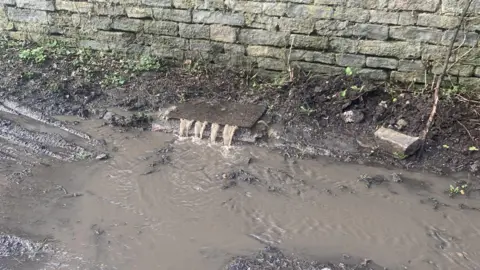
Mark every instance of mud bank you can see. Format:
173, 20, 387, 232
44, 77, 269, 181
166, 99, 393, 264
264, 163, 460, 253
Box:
0, 40, 479, 175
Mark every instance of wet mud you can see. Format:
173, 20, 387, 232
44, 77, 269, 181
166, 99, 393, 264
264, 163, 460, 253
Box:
0, 107, 480, 269
1, 38, 480, 270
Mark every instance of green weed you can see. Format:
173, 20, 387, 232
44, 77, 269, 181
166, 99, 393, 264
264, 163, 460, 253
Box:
101, 72, 126, 87
449, 183, 468, 196
345, 66, 354, 76
19, 47, 46, 63
132, 55, 162, 72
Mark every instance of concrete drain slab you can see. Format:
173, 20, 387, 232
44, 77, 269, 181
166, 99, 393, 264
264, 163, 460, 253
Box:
167, 101, 267, 128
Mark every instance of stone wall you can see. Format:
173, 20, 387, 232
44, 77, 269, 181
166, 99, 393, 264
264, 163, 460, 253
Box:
1, 0, 479, 86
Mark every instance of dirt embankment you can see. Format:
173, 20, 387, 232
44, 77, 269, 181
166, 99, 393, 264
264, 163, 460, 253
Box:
0, 38, 479, 177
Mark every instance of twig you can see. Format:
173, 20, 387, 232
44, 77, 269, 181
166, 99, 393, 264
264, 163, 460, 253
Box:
456, 94, 480, 104
420, 0, 474, 147
456, 120, 476, 143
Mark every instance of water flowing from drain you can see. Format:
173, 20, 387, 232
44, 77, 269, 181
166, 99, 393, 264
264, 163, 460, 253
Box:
194, 121, 202, 138
199, 122, 208, 139
210, 123, 220, 143
179, 119, 195, 137
222, 124, 238, 146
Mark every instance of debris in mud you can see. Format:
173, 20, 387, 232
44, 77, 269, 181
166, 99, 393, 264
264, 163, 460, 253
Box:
220, 170, 259, 189
374, 127, 421, 158
102, 110, 152, 129
358, 174, 386, 188
0, 234, 53, 260
225, 246, 384, 270
95, 153, 109, 160
390, 172, 403, 183
341, 110, 364, 123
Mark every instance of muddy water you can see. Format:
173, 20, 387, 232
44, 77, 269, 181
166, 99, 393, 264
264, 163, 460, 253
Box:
1, 118, 480, 270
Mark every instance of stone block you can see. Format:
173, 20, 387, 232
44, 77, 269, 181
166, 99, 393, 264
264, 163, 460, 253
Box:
374, 127, 421, 157
398, 60, 425, 72
330, 38, 359, 54
6, 8, 48, 24
0, 0, 15, 5
421, 45, 453, 62
193, 11, 244, 26
442, 0, 480, 14
232, 1, 263, 14
224, 44, 245, 55
245, 15, 277, 31
455, 47, 480, 66
352, 23, 388, 40
16, 0, 54, 11
151, 45, 184, 59
153, 8, 191, 22
172, 0, 203, 9
390, 71, 429, 83
366, 57, 398, 69
315, 20, 349, 36
359, 40, 421, 59
347, 0, 379, 8
459, 77, 480, 90
144, 20, 178, 36
142, 35, 187, 48
246, 45, 284, 59
112, 18, 144, 32
189, 39, 223, 54
475, 67, 480, 77
239, 29, 287, 47
278, 17, 315, 34
179, 23, 209, 39
357, 69, 389, 80
287, 4, 333, 19
143, 0, 172, 7
398, 12, 417, 25
388, 0, 440, 12
314, 0, 345, 5
335, 53, 365, 67
417, 14, 460, 29
390, 26, 442, 44
292, 61, 344, 74
258, 57, 286, 71
263, 3, 287, 16
289, 50, 335, 64
369, 10, 399, 24
291, 34, 328, 50
94, 4, 126, 16
432, 63, 474, 77
126, 7, 153, 18
333, 7, 370, 22
441, 30, 479, 47
72, 14, 112, 30
210, 24, 238, 43
56, 1, 93, 13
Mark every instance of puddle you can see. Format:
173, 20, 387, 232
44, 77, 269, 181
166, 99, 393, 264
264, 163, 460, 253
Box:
1, 116, 480, 270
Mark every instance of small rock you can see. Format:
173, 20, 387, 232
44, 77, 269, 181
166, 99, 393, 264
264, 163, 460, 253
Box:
374, 127, 421, 157
102, 111, 115, 122
391, 172, 403, 183
396, 119, 408, 130
341, 110, 364, 123
95, 153, 109, 160
470, 161, 479, 173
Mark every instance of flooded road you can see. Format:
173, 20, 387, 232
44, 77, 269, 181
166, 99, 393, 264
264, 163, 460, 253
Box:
1, 115, 480, 270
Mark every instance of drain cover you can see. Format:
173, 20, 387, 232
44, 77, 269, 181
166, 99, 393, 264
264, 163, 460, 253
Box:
167, 101, 267, 128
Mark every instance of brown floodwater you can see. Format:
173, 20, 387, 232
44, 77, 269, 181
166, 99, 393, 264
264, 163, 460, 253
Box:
1, 117, 480, 270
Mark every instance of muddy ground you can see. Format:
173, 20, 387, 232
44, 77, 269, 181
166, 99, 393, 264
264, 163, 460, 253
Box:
1, 38, 479, 177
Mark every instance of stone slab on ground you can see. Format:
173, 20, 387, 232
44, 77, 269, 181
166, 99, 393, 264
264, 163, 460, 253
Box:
166, 101, 267, 128
374, 127, 421, 157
